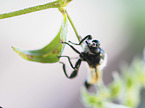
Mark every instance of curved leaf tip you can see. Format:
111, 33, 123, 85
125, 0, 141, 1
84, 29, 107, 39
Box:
12, 13, 67, 63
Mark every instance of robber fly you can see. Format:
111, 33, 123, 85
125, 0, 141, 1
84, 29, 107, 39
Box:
58, 35, 107, 88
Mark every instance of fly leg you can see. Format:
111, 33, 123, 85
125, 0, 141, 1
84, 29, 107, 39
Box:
58, 56, 82, 78
61, 41, 81, 54
68, 35, 92, 45
61, 35, 92, 53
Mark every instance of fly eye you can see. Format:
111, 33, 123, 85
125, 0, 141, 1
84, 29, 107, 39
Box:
92, 43, 96, 47
92, 40, 100, 46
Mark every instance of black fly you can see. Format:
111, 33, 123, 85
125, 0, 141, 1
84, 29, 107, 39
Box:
58, 35, 107, 89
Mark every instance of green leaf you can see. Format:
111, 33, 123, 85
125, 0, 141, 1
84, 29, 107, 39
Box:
12, 13, 67, 63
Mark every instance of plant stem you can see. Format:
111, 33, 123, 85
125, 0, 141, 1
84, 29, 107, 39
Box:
0, 1, 60, 19
64, 10, 81, 42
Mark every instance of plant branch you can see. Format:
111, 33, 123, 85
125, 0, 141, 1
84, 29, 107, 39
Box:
0, 1, 61, 19
64, 10, 81, 42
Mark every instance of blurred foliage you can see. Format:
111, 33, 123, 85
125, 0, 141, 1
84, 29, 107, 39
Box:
123, 0, 145, 57
82, 56, 145, 108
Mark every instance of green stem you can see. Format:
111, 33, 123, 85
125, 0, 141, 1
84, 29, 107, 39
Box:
64, 10, 81, 42
0, 1, 61, 19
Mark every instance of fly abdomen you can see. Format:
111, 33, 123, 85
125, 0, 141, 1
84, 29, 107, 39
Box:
86, 66, 102, 85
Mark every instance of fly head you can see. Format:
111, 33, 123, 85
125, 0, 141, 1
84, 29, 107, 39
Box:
85, 39, 101, 54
